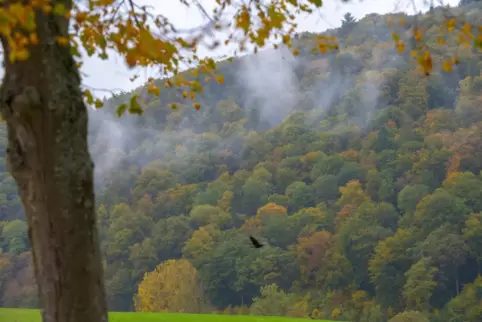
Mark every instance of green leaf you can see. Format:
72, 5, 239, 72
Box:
310, 0, 323, 7
474, 38, 482, 50
128, 96, 143, 115
392, 32, 400, 42
70, 45, 81, 58
24, 11, 36, 31
83, 89, 94, 105
98, 52, 109, 60
116, 103, 127, 117
53, 3, 67, 16
94, 99, 104, 109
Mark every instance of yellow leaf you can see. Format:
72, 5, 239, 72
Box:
414, 28, 422, 42
292, 48, 300, 56
83, 89, 94, 105
438, 37, 445, 45
396, 41, 405, 53
236, 7, 250, 34
0, 24, 11, 37
10, 48, 29, 62
282, 34, 290, 44
418, 51, 432, 76
215, 75, 224, 85
147, 84, 160, 96
42, 5, 52, 14
29, 33, 39, 45
442, 60, 453, 72
125, 51, 137, 68
461, 23, 472, 38
318, 43, 327, 54
75, 11, 87, 24
56, 36, 69, 46
98, 0, 116, 5
446, 19, 456, 32
194, 103, 201, 110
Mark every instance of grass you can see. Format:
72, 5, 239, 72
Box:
0, 308, 334, 322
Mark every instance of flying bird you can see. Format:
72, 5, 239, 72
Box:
249, 235, 264, 248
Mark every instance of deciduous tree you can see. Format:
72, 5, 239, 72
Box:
0, 0, 479, 321
134, 259, 208, 313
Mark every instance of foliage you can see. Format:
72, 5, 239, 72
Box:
0, 2, 482, 320
0, 0, 479, 114
133, 259, 209, 313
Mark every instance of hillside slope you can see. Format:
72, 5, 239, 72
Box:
1, 3, 482, 322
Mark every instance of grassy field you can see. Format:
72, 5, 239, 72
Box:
0, 308, 335, 322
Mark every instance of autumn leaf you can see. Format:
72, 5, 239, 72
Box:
83, 89, 94, 105
474, 35, 482, 50
442, 59, 453, 72
446, 18, 456, 32
129, 95, 143, 115
414, 28, 422, 42
56, 36, 69, 46
147, 84, 160, 96
116, 103, 128, 117
94, 99, 103, 109
236, 7, 251, 34
215, 75, 224, 85
392, 32, 400, 42
52, 3, 67, 16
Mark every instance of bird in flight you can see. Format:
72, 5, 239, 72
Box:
249, 236, 264, 248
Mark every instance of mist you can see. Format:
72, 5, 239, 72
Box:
237, 46, 301, 127
84, 7, 464, 195
87, 37, 401, 192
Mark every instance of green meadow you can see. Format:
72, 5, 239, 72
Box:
0, 308, 334, 322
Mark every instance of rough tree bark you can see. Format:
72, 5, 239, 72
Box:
0, 1, 108, 322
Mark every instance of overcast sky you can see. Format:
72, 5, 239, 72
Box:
68, 0, 460, 95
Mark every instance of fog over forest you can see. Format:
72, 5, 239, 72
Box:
1, 2, 482, 322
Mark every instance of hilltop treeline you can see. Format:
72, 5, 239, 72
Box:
1, 2, 482, 322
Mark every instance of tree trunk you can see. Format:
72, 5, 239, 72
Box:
0, 1, 108, 322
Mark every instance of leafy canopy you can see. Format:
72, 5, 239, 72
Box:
2, 0, 481, 114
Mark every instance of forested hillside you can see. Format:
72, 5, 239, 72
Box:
1, 2, 482, 321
